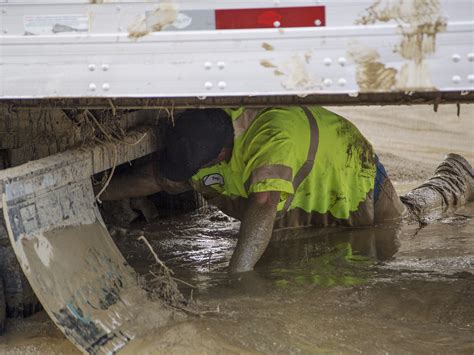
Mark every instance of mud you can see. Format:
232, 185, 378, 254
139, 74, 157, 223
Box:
261, 42, 274, 51
260, 55, 316, 90
347, 42, 397, 92
260, 59, 277, 69
1, 106, 473, 353
128, 1, 178, 39
355, 0, 447, 90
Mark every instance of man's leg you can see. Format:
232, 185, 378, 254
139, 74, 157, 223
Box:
400, 153, 474, 218
373, 156, 406, 223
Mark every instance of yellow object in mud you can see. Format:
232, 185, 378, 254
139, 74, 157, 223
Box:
190, 106, 377, 227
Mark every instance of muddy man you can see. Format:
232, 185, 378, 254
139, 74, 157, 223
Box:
101, 107, 474, 273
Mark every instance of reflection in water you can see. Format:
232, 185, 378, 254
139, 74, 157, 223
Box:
119, 209, 404, 290
111, 205, 473, 353
260, 224, 401, 288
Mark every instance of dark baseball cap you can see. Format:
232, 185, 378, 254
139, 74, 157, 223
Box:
158, 109, 234, 182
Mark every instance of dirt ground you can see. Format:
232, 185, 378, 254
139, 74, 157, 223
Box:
0, 104, 473, 354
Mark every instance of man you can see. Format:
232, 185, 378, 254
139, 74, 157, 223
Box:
101, 107, 473, 273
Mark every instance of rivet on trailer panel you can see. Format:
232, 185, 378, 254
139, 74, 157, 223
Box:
323, 78, 333, 87
1, 9, 6, 14
204, 62, 212, 70
468, 53, 474, 62
468, 74, 474, 83
88, 64, 96, 72
451, 54, 461, 63
314, 19, 322, 26
338, 57, 347, 66
115, 6, 121, 12
102, 83, 110, 91
273, 21, 281, 28
2, 29, 8, 34
217, 61, 226, 70
204, 82, 213, 90
338, 78, 347, 87
88, 83, 97, 91
102, 64, 109, 72
218, 81, 227, 90
323, 58, 332, 66
451, 75, 461, 84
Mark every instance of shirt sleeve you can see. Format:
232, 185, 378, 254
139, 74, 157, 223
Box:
241, 112, 299, 200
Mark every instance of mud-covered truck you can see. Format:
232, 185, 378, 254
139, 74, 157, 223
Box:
1, 0, 473, 352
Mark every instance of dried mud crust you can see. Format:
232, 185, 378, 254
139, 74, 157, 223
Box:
0, 220, 42, 320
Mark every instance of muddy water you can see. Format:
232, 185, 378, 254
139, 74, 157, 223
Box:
1, 206, 473, 354
110, 203, 473, 354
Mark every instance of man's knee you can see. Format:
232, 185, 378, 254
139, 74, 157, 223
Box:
374, 178, 406, 223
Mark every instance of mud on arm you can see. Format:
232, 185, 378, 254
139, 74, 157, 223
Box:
228, 191, 280, 273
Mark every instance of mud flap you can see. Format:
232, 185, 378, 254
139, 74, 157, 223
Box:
0, 130, 156, 353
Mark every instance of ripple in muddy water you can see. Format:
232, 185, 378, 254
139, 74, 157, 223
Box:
111, 204, 474, 353
2, 205, 472, 354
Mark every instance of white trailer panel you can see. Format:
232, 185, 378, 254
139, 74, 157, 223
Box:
1, 0, 473, 100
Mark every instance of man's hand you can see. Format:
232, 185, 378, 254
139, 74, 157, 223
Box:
228, 191, 280, 273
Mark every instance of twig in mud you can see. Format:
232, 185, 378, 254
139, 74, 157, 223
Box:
137, 235, 201, 315
95, 144, 118, 204
164, 102, 176, 126
124, 132, 148, 146
138, 235, 172, 274
149, 270, 195, 289
85, 110, 114, 141
107, 98, 117, 116
171, 277, 196, 289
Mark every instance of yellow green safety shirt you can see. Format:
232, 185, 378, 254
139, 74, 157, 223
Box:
189, 106, 377, 229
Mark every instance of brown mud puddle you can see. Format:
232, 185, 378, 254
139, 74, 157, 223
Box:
113, 203, 474, 353
1, 204, 473, 353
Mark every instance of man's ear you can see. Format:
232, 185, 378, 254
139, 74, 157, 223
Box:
213, 147, 233, 164
221, 146, 233, 160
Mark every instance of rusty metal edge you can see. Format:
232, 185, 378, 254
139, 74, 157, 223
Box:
0, 92, 473, 110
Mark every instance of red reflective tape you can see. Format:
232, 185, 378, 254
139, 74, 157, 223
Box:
215, 6, 325, 30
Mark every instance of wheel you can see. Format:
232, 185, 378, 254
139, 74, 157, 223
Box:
0, 219, 42, 319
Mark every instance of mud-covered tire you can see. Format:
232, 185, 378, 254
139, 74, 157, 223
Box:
0, 220, 42, 319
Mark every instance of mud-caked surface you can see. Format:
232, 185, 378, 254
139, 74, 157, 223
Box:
0, 105, 473, 353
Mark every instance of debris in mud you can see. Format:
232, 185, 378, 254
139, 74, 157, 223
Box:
137, 236, 198, 314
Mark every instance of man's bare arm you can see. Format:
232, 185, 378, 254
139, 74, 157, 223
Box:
98, 161, 192, 201
228, 191, 280, 273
